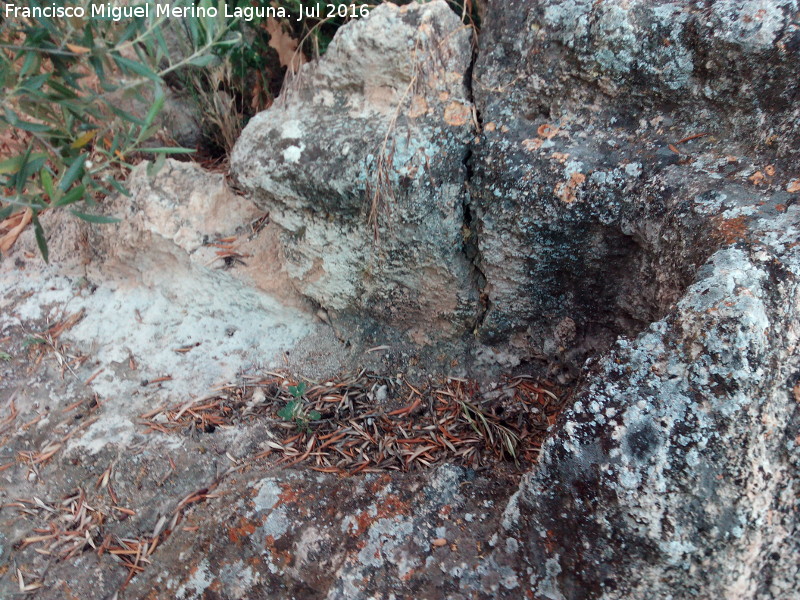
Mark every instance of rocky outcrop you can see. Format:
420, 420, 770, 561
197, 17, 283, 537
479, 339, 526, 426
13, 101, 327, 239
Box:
470, 0, 800, 598
471, 0, 800, 374
4, 1, 800, 599
233, 0, 800, 596
231, 1, 479, 345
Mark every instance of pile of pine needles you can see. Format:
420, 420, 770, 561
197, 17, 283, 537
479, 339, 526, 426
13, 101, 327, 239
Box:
140, 371, 566, 475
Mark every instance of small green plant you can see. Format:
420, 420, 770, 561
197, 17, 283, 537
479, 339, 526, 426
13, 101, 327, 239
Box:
288, 381, 307, 398
0, 351, 12, 361
278, 381, 321, 430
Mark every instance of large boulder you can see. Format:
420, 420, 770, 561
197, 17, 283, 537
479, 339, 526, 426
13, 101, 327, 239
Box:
471, 0, 800, 374
470, 0, 800, 597
231, 1, 479, 346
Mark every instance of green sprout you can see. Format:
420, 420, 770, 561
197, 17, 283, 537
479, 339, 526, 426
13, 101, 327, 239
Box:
278, 381, 321, 430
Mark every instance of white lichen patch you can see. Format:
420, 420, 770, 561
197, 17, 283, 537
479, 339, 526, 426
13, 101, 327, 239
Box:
282, 144, 304, 163
280, 120, 303, 139
175, 558, 214, 600
219, 561, 258, 599
253, 479, 282, 513
357, 515, 418, 578
261, 505, 290, 540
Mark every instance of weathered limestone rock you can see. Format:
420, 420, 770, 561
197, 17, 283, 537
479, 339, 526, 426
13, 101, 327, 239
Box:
231, 0, 479, 344
1, 160, 347, 457
491, 246, 800, 599
470, 0, 800, 597
472, 0, 800, 374
4, 2, 800, 599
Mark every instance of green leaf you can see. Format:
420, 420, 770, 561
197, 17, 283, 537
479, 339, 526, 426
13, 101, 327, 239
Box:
187, 54, 217, 68
102, 99, 145, 126
136, 124, 160, 143
69, 209, 121, 224
187, 14, 201, 46
40, 168, 56, 201
18, 155, 47, 192
113, 54, 160, 82
106, 176, 131, 197
58, 154, 87, 191
19, 73, 50, 92
136, 147, 197, 157
19, 51, 39, 77
153, 27, 169, 61
88, 54, 106, 80
146, 152, 166, 178
214, 33, 243, 49
278, 401, 298, 421
7, 109, 51, 133
13, 146, 33, 194
32, 212, 49, 263
0, 205, 15, 220
54, 185, 86, 207
23, 336, 47, 348
45, 79, 79, 100
117, 19, 141, 44
143, 85, 165, 128
0, 153, 48, 175
137, 147, 197, 154
0, 351, 11, 361
86, 181, 113, 197
307, 410, 322, 421
288, 381, 307, 398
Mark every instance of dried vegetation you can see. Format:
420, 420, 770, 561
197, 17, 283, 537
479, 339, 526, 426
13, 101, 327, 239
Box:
140, 371, 567, 474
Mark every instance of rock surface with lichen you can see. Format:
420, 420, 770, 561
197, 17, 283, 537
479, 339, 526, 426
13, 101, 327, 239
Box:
470, 0, 800, 598
231, 0, 480, 347
471, 0, 800, 374
3, 1, 800, 599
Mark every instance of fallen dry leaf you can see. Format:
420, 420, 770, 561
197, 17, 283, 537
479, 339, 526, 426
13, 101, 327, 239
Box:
0, 207, 33, 253
265, 18, 306, 71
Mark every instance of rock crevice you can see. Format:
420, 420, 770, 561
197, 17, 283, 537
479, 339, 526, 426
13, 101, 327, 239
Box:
227, 0, 800, 597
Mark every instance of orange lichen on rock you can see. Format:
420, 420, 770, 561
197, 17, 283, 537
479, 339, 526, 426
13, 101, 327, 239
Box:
278, 483, 303, 505
713, 215, 749, 244
522, 138, 543, 151
537, 123, 558, 139
349, 494, 411, 538
408, 95, 429, 119
228, 516, 258, 544
555, 172, 586, 203
264, 534, 293, 567
443, 101, 470, 126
